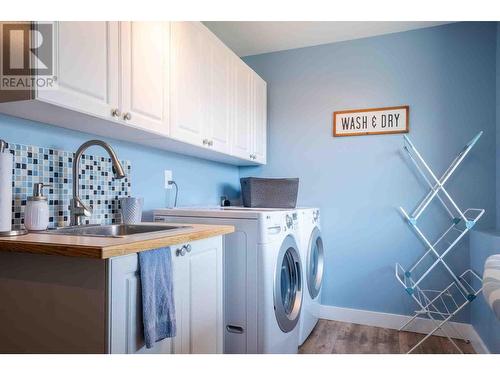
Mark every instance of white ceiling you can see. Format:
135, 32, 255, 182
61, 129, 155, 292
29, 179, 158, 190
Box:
203, 21, 451, 57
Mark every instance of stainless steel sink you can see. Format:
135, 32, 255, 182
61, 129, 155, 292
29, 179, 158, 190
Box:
44, 224, 192, 238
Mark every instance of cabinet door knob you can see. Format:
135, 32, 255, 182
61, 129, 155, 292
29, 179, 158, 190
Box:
203, 139, 208, 145
207, 140, 214, 147
111, 108, 121, 118
176, 247, 186, 257
184, 244, 192, 253
123, 112, 132, 121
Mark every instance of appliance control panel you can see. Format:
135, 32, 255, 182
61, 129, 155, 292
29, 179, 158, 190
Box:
313, 210, 320, 223
285, 212, 299, 231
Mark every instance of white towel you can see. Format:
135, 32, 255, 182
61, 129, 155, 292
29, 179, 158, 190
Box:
483, 254, 500, 320
0, 151, 13, 232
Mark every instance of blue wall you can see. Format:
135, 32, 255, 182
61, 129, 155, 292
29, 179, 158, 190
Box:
497, 22, 500, 228
242, 22, 497, 319
0, 114, 240, 220
469, 21, 500, 354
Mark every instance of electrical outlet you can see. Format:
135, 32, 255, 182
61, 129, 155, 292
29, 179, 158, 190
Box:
164, 170, 173, 189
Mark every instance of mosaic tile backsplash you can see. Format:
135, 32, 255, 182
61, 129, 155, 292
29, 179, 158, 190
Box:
9, 143, 131, 229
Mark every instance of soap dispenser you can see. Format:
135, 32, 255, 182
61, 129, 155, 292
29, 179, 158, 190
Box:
24, 183, 51, 231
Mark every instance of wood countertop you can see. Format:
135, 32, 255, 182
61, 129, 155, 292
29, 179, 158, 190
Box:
0, 223, 234, 259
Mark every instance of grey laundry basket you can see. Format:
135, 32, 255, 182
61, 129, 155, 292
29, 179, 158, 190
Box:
240, 177, 299, 208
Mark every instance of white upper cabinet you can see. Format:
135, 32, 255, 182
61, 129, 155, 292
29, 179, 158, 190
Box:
120, 22, 170, 136
232, 59, 253, 160
37, 22, 119, 119
170, 22, 233, 154
0, 21, 266, 166
231, 60, 267, 163
252, 75, 267, 164
39, 21, 169, 135
170, 22, 205, 146
205, 35, 233, 154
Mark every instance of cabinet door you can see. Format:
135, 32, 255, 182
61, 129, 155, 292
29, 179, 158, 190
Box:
187, 236, 223, 353
252, 74, 267, 164
120, 22, 169, 136
172, 237, 223, 354
170, 22, 206, 146
108, 253, 175, 354
205, 36, 232, 154
170, 242, 189, 354
37, 22, 119, 120
231, 60, 253, 160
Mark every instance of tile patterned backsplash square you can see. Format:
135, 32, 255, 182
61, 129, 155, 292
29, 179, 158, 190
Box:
9, 143, 131, 229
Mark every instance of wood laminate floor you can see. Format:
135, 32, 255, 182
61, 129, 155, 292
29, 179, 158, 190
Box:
299, 320, 475, 354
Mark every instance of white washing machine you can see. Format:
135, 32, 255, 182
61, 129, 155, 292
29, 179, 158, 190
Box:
153, 207, 303, 354
297, 208, 324, 345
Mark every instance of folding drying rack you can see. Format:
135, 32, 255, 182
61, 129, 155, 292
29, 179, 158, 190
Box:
395, 131, 485, 354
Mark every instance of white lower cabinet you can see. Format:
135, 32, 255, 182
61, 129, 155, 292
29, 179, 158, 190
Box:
108, 251, 174, 354
108, 236, 223, 354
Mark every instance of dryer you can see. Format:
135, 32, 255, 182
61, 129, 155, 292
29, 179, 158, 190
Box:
297, 208, 324, 345
153, 207, 303, 354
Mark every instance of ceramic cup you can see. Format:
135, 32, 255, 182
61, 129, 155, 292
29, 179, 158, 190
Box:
119, 197, 144, 224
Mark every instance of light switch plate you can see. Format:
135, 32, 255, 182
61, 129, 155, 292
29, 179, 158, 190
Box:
164, 170, 173, 189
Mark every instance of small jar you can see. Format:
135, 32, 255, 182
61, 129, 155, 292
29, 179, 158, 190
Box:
24, 183, 50, 231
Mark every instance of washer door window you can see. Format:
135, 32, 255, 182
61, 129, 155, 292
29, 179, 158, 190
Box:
274, 235, 303, 333
307, 227, 324, 300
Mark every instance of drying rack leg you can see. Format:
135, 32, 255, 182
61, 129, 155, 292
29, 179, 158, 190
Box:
407, 313, 464, 354
401, 281, 471, 353
399, 314, 419, 332
405, 297, 470, 354
400, 309, 464, 350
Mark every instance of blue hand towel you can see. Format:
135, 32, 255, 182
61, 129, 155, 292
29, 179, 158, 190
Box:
138, 247, 176, 349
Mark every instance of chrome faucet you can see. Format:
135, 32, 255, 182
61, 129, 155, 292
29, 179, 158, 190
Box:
70, 140, 126, 226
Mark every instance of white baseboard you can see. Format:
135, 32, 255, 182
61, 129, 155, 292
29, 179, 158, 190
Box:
319, 305, 490, 354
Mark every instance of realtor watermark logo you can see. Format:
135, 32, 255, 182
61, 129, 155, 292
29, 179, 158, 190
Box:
1, 22, 57, 90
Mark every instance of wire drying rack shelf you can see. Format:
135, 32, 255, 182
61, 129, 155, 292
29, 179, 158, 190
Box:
395, 267, 482, 353
396, 131, 484, 354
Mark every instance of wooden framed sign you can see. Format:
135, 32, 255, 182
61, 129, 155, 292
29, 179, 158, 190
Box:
333, 105, 409, 137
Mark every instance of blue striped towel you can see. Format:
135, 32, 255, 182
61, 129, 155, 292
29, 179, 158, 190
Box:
483, 254, 500, 321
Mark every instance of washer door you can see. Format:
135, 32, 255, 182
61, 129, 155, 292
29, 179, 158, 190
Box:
274, 235, 303, 333
307, 227, 324, 299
